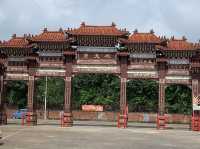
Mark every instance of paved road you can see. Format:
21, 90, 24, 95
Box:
0, 120, 200, 149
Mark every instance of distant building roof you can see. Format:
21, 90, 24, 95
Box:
128, 32, 161, 43
157, 37, 200, 51
30, 28, 69, 42
0, 34, 30, 48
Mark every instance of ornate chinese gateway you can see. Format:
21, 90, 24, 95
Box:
0, 22, 200, 129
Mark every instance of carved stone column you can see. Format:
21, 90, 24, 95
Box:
118, 53, 128, 114
157, 78, 167, 129
192, 79, 200, 110
63, 52, 74, 127
158, 79, 165, 116
156, 57, 167, 129
192, 80, 200, 112
117, 52, 128, 128
63, 76, 73, 126
26, 75, 37, 125
64, 76, 72, 113
0, 75, 7, 125
191, 79, 200, 131
120, 77, 127, 113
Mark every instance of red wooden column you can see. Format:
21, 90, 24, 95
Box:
26, 75, 37, 125
0, 75, 7, 125
191, 79, 200, 131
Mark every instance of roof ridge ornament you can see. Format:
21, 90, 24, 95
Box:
59, 27, 63, 32
43, 27, 48, 33
134, 29, 138, 33
182, 36, 187, 41
150, 29, 154, 34
12, 34, 16, 39
81, 22, 85, 27
24, 34, 27, 38
111, 22, 116, 27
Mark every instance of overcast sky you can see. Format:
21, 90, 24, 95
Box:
0, 0, 200, 42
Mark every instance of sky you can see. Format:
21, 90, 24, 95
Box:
0, 0, 200, 42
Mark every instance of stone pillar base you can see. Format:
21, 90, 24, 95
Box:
62, 112, 73, 127
157, 114, 167, 129
191, 111, 200, 131
0, 112, 7, 125
26, 112, 37, 126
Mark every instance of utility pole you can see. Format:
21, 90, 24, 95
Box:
44, 76, 48, 120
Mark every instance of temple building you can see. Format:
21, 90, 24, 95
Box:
0, 22, 200, 130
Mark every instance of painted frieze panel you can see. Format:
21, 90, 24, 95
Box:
35, 68, 66, 77
168, 59, 189, 65
7, 66, 28, 73
165, 76, 191, 85
39, 62, 64, 68
128, 64, 156, 70
73, 64, 120, 74
130, 52, 156, 59
77, 53, 117, 64
167, 69, 190, 76
127, 70, 158, 79
6, 73, 29, 80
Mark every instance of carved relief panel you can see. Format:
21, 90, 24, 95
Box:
192, 79, 200, 111
78, 53, 115, 60
77, 53, 117, 64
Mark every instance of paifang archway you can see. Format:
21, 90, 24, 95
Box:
0, 23, 200, 130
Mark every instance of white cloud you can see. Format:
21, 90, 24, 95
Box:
0, 11, 5, 24
0, 0, 199, 42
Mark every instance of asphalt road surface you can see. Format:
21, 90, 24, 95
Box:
0, 120, 200, 149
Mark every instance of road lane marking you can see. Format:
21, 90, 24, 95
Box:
2, 128, 28, 140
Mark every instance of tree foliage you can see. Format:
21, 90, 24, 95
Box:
127, 80, 158, 112
35, 77, 64, 110
72, 74, 120, 110
6, 80, 27, 109
5, 75, 192, 114
165, 85, 192, 114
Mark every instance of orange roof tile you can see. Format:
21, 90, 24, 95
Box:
0, 35, 29, 48
66, 22, 128, 36
166, 38, 196, 50
30, 28, 67, 42
128, 32, 161, 43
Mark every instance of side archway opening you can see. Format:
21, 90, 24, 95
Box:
165, 84, 192, 115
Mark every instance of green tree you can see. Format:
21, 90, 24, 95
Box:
6, 80, 27, 109
165, 85, 192, 114
5, 75, 193, 114
35, 77, 64, 110
127, 80, 158, 112
72, 74, 120, 111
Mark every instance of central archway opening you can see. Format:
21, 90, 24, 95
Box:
127, 79, 158, 126
72, 74, 120, 127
